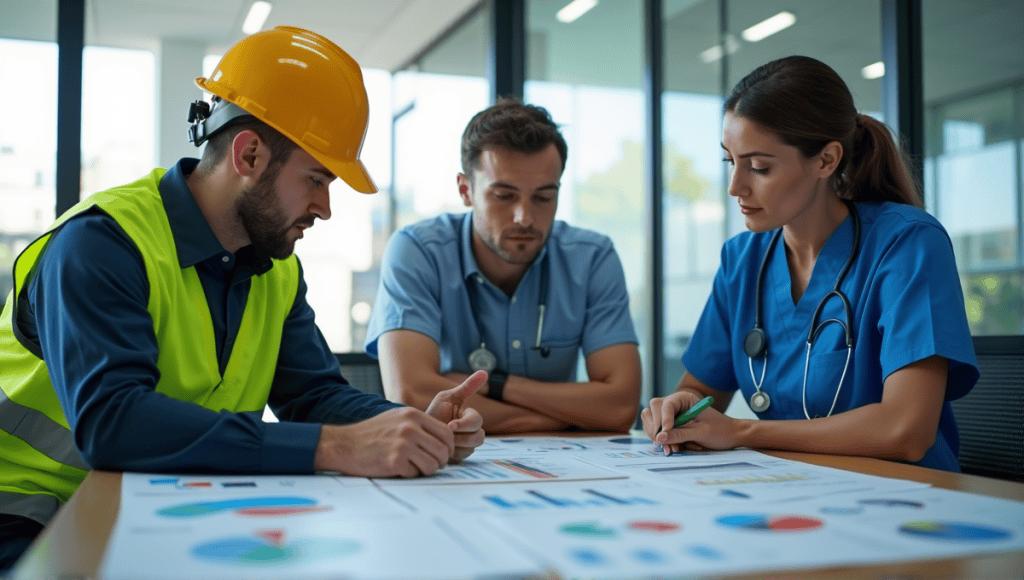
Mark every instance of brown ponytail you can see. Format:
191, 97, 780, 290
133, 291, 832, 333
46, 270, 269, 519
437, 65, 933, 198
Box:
842, 114, 922, 207
725, 56, 922, 208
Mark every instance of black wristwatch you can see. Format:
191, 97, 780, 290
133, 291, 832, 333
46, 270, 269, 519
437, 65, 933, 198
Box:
487, 369, 508, 402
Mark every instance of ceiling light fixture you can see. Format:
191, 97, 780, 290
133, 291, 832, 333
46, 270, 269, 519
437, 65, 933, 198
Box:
699, 34, 740, 64
861, 61, 885, 79
557, 0, 598, 23
242, 1, 272, 35
741, 11, 796, 42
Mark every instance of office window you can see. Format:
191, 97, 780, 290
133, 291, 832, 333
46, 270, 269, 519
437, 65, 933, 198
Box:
0, 17, 57, 302
296, 70, 393, 352
80, 47, 156, 198
525, 0, 648, 389
923, 0, 1024, 335
378, 5, 490, 355
391, 6, 491, 231
661, 0, 725, 398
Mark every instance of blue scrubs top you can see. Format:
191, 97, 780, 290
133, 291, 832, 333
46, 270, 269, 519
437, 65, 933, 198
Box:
683, 201, 979, 472
365, 212, 638, 381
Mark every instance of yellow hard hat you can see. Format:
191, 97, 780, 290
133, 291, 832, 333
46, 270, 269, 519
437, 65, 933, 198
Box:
195, 26, 377, 193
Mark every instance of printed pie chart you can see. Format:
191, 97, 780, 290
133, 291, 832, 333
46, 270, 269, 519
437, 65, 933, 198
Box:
717, 513, 824, 532
192, 533, 361, 566
158, 496, 331, 518
899, 521, 1013, 542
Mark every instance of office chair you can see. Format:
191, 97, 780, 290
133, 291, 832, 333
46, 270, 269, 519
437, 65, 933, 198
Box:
335, 352, 386, 398
951, 335, 1024, 482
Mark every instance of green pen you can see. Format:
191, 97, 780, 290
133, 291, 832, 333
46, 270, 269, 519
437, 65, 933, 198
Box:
673, 396, 714, 427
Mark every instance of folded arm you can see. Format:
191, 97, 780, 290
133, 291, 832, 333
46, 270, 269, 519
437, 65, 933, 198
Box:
496, 342, 641, 432
379, 330, 639, 432
377, 329, 569, 433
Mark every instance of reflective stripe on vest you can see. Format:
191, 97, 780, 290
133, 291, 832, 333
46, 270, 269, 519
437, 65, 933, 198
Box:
0, 387, 89, 471
0, 490, 60, 526
0, 167, 299, 524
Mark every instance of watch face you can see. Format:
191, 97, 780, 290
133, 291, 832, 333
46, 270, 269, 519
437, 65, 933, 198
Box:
468, 347, 497, 373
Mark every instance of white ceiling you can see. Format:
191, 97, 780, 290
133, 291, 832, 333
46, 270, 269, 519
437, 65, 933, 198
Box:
4, 0, 1023, 104
1, 0, 482, 72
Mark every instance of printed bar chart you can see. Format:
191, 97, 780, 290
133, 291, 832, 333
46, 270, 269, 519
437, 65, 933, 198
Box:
483, 488, 659, 511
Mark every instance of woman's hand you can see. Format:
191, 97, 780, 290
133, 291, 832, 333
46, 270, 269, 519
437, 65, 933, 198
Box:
655, 406, 744, 453
641, 390, 701, 440
642, 374, 739, 455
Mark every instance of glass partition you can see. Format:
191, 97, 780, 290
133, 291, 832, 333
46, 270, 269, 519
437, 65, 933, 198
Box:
661, 0, 725, 400
0, 2, 58, 302
525, 0, 648, 388
391, 6, 491, 230
923, 0, 1024, 335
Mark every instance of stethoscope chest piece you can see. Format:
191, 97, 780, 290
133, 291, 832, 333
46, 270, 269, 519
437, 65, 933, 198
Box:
468, 345, 497, 373
749, 390, 771, 413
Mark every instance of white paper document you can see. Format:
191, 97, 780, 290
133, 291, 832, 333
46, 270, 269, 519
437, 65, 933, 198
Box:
386, 478, 715, 516
371, 455, 626, 486
101, 474, 543, 580
98, 445, 1024, 580
491, 487, 1024, 579
581, 448, 929, 502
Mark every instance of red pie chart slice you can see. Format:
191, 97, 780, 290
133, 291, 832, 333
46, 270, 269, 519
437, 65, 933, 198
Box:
237, 505, 332, 517
627, 520, 681, 533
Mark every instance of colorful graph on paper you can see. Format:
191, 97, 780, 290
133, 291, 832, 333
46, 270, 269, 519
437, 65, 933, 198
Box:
191, 529, 360, 566
373, 456, 625, 486
158, 497, 332, 518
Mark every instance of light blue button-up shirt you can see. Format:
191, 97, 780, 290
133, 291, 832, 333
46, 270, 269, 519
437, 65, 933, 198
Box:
365, 212, 637, 381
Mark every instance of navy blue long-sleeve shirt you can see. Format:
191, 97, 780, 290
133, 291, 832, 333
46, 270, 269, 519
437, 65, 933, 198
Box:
17, 159, 401, 473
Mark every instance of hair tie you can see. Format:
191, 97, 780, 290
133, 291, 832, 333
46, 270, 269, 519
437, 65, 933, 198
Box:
854, 114, 865, 129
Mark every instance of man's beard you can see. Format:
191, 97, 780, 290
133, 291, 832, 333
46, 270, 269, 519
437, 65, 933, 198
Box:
481, 226, 547, 265
236, 167, 310, 260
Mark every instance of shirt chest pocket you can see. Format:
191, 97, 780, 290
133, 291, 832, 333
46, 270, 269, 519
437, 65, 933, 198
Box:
803, 347, 855, 418
527, 334, 582, 382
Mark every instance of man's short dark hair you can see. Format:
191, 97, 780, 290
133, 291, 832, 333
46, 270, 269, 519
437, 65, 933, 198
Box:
460, 98, 568, 177
193, 115, 299, 180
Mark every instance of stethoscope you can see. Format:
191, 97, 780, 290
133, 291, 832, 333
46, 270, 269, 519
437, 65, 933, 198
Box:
743, 200, 860, 419
462, 237, 551, 373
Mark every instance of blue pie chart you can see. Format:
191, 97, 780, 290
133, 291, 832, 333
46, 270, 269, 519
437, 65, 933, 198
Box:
899, 521, 1012, 542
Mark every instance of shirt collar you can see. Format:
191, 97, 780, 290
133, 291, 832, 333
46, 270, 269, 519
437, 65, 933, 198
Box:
159, 158, 272, 274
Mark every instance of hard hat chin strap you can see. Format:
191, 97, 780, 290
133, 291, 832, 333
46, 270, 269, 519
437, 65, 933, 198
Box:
187, 97, 255, 146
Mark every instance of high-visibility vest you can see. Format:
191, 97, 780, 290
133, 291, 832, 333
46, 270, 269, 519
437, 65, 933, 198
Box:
0, 168, 299, 524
